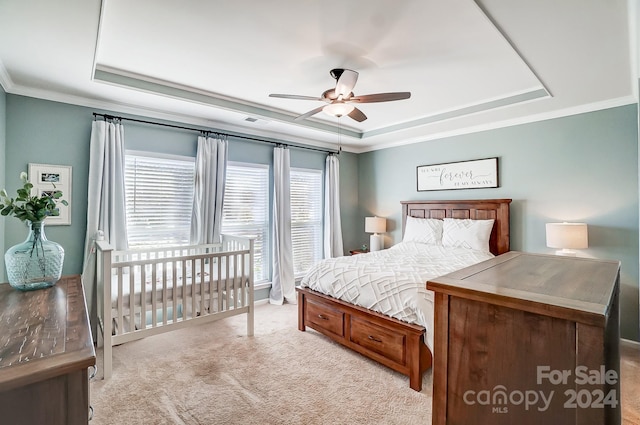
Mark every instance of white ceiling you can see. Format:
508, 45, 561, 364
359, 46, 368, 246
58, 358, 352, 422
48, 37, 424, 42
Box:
0, 0, 635, 153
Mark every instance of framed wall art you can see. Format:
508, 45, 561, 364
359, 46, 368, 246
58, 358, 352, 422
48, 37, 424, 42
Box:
28, 163, 72, 225
417, 157, 498, 192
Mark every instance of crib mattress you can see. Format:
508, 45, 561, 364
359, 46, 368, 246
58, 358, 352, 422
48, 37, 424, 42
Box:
110, 267, 239, 309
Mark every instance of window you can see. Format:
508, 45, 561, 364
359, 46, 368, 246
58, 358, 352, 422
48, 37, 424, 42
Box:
290, 168, 323, 278
222, 162, 270, 282
124, 152, 195, 249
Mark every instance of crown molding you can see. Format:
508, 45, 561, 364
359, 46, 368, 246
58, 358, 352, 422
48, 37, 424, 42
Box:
359, 95, 638, 153
0, 59, 14, 92
93, 66, 363, 140
6, 82, 359, 153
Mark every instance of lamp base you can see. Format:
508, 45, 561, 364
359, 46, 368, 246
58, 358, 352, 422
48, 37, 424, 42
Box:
370, 234, 383, 252
555, 249, 577, 257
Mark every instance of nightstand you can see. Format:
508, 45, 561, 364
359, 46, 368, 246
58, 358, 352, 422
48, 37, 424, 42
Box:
349, 249, 369, 255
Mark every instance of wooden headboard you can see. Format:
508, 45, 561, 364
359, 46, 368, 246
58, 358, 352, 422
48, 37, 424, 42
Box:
401, 199, 512, 255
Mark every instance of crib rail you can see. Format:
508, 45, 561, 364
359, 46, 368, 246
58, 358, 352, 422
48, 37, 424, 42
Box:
96, 234, 254, 379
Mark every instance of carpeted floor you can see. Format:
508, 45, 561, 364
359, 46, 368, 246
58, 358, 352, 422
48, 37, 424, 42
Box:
90, 303, 432, 425
91, 302, 640, 425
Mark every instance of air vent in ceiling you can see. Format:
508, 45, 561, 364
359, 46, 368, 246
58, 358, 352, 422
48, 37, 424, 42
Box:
244, 117, 269, 125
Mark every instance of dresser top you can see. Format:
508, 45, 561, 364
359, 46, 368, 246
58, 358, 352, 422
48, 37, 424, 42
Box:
0, 276, 96, 391
427, 251, 620, 326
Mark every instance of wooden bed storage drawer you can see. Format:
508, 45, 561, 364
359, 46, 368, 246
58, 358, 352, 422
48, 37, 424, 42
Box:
350, 317, 405, 365
305, 298, 345, 337
297, 287, 433, 391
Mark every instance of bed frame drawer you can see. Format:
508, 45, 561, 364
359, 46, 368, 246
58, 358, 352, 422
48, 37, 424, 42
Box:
350, 316, 405, 365
297, 287, 432, 391
305, 298, 345, 337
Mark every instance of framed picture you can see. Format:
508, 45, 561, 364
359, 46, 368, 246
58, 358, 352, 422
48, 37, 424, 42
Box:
28, 163, 72, 225
417, 157, 498, 191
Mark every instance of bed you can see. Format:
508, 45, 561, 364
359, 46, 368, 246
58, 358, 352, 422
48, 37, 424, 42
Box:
96, 234, 254, 379
297, 199, 511, 391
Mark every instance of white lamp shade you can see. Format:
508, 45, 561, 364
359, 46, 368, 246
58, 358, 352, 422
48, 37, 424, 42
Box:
546, 223, 588, 249
365, 217, 386, 234
323, 102, 355, 117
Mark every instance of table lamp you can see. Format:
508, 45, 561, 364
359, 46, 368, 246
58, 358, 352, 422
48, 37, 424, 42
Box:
546, 222, 588, 256
365, 216, 386, 252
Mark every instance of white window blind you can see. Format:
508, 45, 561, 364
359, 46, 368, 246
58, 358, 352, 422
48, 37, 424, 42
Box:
124, 152, 195, 249
291, 168, 323, 278
222, 162, 270, 282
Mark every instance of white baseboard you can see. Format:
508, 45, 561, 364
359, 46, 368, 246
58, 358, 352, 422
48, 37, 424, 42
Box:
255, 298, 270, 306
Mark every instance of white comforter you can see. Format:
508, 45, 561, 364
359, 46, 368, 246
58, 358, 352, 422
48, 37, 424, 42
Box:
299, 242, 494, 350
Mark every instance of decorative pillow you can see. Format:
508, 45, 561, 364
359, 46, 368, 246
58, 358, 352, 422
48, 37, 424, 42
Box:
403, 216, 443, 245
442, 218, 495, 252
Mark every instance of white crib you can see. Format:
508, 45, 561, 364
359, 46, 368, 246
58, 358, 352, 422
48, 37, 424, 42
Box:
96, 235, 254, 379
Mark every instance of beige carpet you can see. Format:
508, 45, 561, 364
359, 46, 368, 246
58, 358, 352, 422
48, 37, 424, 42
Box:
90, 303, 432, 425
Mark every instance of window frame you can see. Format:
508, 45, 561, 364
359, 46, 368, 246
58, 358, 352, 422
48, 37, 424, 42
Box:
221, 161, 271, 283
290, 166, 324, 279
124, 150, 196, 250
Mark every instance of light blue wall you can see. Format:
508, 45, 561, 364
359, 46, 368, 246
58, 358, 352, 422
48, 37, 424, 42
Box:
337, 151, 359, 253
358, 105, 639, 341
0, 85, 6, 280
5, 96, 93, 280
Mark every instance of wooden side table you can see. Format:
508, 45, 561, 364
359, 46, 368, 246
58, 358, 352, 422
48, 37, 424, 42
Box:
427, 252, 620, 425
0, 275, 96, 425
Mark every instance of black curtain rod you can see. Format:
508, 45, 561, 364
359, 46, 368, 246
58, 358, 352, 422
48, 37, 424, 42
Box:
92, 113, 339, 155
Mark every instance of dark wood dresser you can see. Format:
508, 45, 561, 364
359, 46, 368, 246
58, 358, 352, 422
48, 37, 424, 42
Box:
427, 251, 620, 425
0, 274, 96, 425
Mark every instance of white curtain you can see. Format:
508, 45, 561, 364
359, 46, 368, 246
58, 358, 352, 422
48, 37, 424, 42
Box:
82, 119, 128, 335
270, 146, 296, 305
324, 154, 344, 258
190, 135, 228, 244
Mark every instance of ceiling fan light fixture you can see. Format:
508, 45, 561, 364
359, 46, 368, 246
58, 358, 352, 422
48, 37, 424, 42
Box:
323, 102, 355, 117
270, 68, 410, 122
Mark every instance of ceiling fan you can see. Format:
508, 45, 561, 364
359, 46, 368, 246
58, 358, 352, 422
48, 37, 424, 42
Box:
269, 68, 411, 122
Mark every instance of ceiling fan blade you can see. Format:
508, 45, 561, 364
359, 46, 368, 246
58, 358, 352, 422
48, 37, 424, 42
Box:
269, 94, 325, 101
334, 69, 359, 98
348, 107, 367, 122
349, 92, 411, 103
294, 105, 326, 121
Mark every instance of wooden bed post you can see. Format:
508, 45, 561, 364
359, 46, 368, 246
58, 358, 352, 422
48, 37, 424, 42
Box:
297, 290, 306, 331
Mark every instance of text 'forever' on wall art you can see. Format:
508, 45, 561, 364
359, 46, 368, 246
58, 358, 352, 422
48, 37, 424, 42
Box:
417, 157, 499, 191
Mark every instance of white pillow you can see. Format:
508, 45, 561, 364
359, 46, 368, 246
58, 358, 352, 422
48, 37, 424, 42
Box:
442, 218, 494, 252
403, 216, 443, 245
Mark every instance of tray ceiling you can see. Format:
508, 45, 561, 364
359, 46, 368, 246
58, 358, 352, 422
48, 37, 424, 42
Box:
0, 0, 634, 152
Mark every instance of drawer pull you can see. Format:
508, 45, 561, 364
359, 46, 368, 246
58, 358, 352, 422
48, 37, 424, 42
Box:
368, 335, 382, 343
89, 365, 98, 380
317, 314, 328, 320
89, 405, 94, 421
